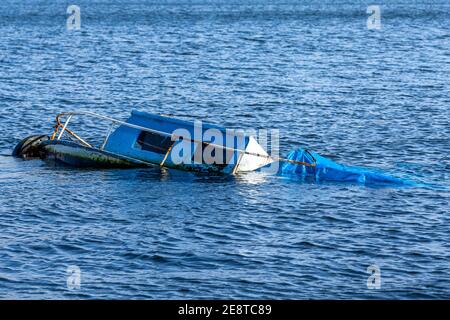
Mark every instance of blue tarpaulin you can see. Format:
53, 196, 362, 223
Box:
279, 149, 412, 186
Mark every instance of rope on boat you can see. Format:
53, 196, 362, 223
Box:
51, 112, 317, 168
140, 135, 317, 168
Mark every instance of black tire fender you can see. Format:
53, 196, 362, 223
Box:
12, 135, 49, 158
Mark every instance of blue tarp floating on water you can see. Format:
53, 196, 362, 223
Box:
279, 149, 411, 186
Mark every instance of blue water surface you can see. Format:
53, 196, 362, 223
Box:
0, 0, 449, 299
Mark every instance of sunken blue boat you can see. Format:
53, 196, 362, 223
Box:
13, 111, 273, 173
13, 110, 413, 186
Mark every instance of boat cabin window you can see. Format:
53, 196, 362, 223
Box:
135, 131, 174, 154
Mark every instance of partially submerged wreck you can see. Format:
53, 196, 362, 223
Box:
13, 111, 279, 173
13, 110, 412, 186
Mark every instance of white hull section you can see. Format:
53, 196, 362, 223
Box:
236, 136, 274, 172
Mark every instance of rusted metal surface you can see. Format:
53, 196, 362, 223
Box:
41, 141, 151, 168
51, 113, 92, 147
